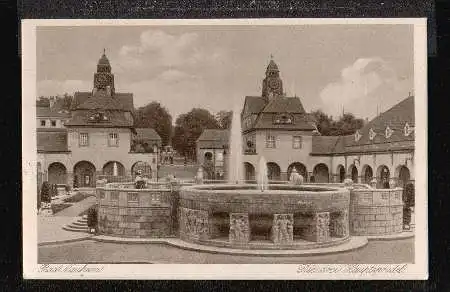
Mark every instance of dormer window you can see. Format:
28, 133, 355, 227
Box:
369, 128, 377, 140
385, 126, 394, 139
273, 113, 293, 125
88, 111, 109, 123
354, 130, 362, 142
404, 123, 414, 136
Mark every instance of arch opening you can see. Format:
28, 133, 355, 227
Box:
313, 163, 329, 183
267, 162, 281, 181
336, 164, 345, 183
287, 162, 307, 180
131, 161, 152, 179
73, 161, 96, 188
102, 161, 125, 177
48, 162, 67, 185
244, 162, 255, 182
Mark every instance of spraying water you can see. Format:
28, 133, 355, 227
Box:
227, 105, 244, 184
257, 156, 269, 192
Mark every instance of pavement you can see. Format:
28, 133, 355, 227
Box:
38, 194, 97, 245
38, 216, 93, 246
54, 195, 96, 217
92, 235, 368, 257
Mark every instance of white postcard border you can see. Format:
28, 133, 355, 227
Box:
22, 18, 428, 280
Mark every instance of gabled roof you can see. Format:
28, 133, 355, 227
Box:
71, 91, 134, 112
36, 98, 71, 118
262, 96, 306, 113
37, 128, 69, 152
65, 110, 133, 127
242, 96, 267, 116
197, 129, 229, 148
134, 128, 162, 141
348, 95, 414, 146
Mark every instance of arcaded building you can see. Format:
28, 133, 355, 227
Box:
197, 59, 414, 187
37, 52, 161, 188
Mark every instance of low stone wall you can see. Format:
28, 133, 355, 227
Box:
349, 188, 403, 236
96, 186, 175, 238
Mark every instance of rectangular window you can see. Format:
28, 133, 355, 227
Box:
127, 192, 139, 202
51, 120, 56, 127
110, 191, 119, 201
293, 136, 303, 149
79, 133, 89, 147
40, 120, 46, 126
265, 133, 276, 148
108, 133, 119, 147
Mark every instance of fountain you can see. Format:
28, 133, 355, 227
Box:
227, 105, 244, 184
257, 156, 268, 191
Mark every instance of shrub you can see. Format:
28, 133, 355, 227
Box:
63, 192, 93, 203
40, 181, 51, 203
403, 182, 415, 208
87, 206, 98, 229
50, 184, 58, 197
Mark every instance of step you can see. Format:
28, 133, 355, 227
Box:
72, 221, 88, 227
66, 224, 88, 230
62, 226, 89, 233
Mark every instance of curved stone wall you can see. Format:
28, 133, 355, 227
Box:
178, 184, 350, 249
349, 188, 404, 236
96, 183, 176, 238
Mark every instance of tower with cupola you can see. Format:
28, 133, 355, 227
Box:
261, 56, 284, 101
93, 49, 115, 96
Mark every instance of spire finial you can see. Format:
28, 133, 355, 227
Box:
270, 53, 274, 60
103, 48, 106, 55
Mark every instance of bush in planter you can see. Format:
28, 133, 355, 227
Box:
87, 206, 98, 231
403, 182, 415, 208
40, 181, 52, 203
50, 184, 58, 197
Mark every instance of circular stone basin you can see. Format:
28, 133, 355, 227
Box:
178, 184, 351, 249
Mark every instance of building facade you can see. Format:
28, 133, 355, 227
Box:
197, 58, 414, 187
37, 52, 161, 188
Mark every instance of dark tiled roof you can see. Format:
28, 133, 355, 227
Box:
36, 98, 71, 118
71, 92, 91, 110
311, 136, 340, 154
134, 128, 162, 141
242, 96, 267, 116
348, 96, 414, 146
262, 96, 306, 113
65, 110, 133, 127
71, 91, 134, 111
197, 129, 229, 148
37, 129, 68, 152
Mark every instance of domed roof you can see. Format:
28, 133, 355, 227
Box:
267, 59, 279, 72
98, 53, 110, 66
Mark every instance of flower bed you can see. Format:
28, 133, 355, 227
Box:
63, 192, 94, 203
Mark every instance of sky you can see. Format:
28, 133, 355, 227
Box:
36, 24, 414, 121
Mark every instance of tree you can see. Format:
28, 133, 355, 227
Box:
134, 102, 173, 146
216, 110, 232, 129
330, 113, 364, 136
310, 110, 364, 136
172, 108, 219, 159
310, 110, 333, 135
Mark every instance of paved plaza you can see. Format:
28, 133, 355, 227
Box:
38, 237, 413, 264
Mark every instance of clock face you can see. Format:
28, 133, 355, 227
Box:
269, 78, 280, 89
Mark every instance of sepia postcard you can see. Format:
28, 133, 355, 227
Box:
22, 18, 428, 280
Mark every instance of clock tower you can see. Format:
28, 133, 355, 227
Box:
93, 49, 115, 96
262, 57, 283, 101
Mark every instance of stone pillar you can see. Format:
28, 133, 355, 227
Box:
229, 213, 250, 244
271, 214, 294, 245
330, 209, 349, 238
179, 207, 210, 240
280, 172, 288, 182
303, 212, 330, 242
